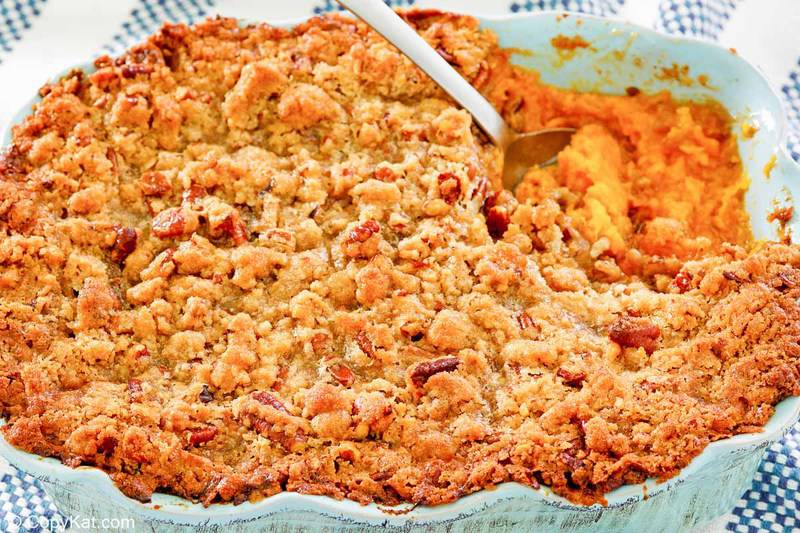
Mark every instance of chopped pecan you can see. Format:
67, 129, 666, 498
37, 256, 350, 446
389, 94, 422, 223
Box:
139, 171, 171, 197
219, 211, 248, 245
252, 418, 306, 451
483, 192, 510, 239
107, 148, 119, 177
639, 378, 665, 392
346, 219, 380, 244
436, 47, 457, 64
121, 63, 154, 79
251, 418, 270, 435
560, 451, 584, 471
401, 8, 445, 24
722, 270, 743, 283
673, 271, 692, 293
437, 172, 462, 204
181, 184, 207, 204
310, 333, 331, 357
329, 363, 355, 387
262, 228, 295, 252
188, 426, 218, 446
355, 331, 375, 358
517, 312, 535, 330
471, 177, 489, 200
777, 269, 799, 291
271, 365, 288, 391
89, 68, 118, 91
557, 367, 586, 387
486, 206, 510, 239
142, 248, 175, 279
608, 316, 661, 354
111, 226, 138, 264
151, 208, 185, 238
253, 391, 289, 413
410, 357, 460, 388
370, 470, 392, 481
199, 384, 214, 403
374, 166, 398, 182
39, 175, 54, 191
472, 62, 490, 88
94, 55, 112, 69
338, 449, 355, 462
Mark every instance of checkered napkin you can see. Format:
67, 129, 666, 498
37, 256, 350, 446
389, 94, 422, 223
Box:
0, 459, 64, 533
0, 1, 798, 532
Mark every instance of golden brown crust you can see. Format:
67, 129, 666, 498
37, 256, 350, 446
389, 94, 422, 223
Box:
0, 11, 798, 508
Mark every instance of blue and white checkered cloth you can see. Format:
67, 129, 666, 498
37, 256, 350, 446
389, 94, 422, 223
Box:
0, 1, 798, 531
0, 466, 64, 533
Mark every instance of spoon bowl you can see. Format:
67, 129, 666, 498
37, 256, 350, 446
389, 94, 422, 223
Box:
502, 127, 576, 189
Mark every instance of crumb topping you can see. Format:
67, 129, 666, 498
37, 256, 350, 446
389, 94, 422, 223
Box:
0, 12, 798, 507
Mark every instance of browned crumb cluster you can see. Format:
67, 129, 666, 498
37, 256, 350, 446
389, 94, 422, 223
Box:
1, 11, 798, 507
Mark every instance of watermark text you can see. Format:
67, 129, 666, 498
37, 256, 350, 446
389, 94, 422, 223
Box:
6, 512, 135, 531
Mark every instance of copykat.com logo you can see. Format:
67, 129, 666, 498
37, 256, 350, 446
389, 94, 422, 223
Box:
5, 513, 135, 531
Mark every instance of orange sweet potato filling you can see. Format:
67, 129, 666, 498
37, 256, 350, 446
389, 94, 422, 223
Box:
484, 55, 750, 264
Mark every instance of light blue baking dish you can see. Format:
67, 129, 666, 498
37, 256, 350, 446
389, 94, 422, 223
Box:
2, 11, 800, 533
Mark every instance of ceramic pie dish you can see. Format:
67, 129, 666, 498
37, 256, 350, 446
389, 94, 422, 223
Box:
1, 10, 800, 533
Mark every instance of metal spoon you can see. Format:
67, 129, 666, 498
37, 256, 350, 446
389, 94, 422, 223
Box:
336, 0, 575, 191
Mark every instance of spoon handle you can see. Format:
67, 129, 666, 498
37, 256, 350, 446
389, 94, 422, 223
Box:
336, 0, 514, 147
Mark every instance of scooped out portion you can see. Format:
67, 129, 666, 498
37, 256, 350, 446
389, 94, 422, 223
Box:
0, 10, 797, 509
497, 69, 750, 267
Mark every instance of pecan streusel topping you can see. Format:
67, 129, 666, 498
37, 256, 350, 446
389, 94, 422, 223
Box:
1, 12, 798, 507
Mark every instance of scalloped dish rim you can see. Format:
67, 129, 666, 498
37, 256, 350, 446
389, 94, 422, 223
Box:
1, 9, 800, 527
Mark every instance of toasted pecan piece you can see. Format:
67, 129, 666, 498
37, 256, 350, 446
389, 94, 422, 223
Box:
355, 330, 375, 358
139, 171, 171, 197
110, 226, 138, 264
199, 384, 214, 403
437, 172, 462, 204
218, 211, 248, 245
346, 219, 380, 244
329, 363, 355, 387
253, 391, 289, 413
410, 357, 460, 387
608, 316, 661, 354
483, 192, 511, 239
151, 207, 186, 238
188, 427, 218, 446
557, 367, 586, 387
673, 271, 692, 293
121, 63, 154, 79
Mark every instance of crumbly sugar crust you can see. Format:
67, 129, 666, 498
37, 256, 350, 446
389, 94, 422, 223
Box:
1, 11, 798, 507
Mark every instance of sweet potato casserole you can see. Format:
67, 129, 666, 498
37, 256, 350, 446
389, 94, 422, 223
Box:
1, 11, 798, 506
